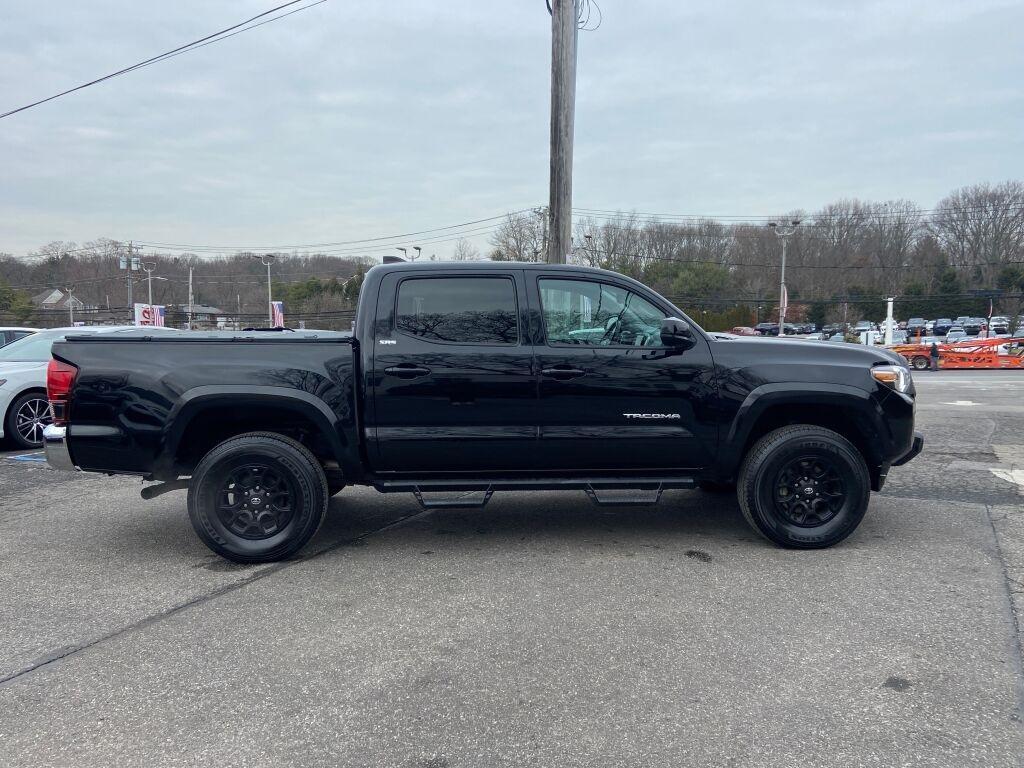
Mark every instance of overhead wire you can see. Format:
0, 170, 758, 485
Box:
0, 0, 326, 120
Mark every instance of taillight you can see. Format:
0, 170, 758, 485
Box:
47, 359, 78, 426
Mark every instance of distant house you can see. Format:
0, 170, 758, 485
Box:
31, 288, 87, 311
169, 303, 226, 328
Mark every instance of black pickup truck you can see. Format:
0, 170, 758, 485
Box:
43, 262, 922, 562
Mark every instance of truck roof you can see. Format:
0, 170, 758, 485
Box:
369, 260, 629, 279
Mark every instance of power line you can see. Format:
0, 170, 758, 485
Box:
132, 208, 539, 252
573, 201, 1024, 224
0, 0, 325, 120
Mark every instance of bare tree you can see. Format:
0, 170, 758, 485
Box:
451, 238, 481, 261
489, 210, 547, 261
931, 181, 1024, 286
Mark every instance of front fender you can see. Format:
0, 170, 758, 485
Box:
717, 382, 890, 475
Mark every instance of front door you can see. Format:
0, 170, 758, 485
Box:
369, 270, 538, 472
528, 274, 717, 471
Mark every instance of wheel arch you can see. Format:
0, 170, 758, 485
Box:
159, 386, 361, 480
719, 384, 887, 488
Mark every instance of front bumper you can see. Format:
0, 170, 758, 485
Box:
892, 431, 924, 467
43, 424, 77, 471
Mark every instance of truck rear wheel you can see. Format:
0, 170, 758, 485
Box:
187, 432, 328, 563
737, 425, 869, 549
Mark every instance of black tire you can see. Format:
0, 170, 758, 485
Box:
698, 479, 735, 494
5, 390, 52, 450
910, 356, 929, 371
187, 432, 328, 563
737, 425, 870, 549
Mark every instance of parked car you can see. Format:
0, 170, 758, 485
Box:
906, 318, 927, 335
730, 326, 758, 336
45, 261, 922, 562
932, 318, 954, 336
853, 321, 876, 335
962, 318, 987, 336
946, 328, 968, 343
0, 327, 37, 348
822, 323, 847, 337
989, 316, 1010, 335
0, 325, 178, 449
754, 322, 779, 336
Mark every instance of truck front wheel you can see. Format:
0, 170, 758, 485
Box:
737, 425, 870, 549
187, 432, 328, 563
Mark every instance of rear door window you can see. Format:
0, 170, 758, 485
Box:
396, 277, 519, 345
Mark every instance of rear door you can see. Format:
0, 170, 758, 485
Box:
368, 270, 538, 472
527, 273, 717, 471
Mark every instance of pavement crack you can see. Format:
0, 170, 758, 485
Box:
983, 503, 1024, 718
0, 506, 436, 690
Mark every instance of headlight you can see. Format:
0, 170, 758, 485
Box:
871, 364, 911, 392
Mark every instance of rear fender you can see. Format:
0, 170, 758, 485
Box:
157, 386, 362, 480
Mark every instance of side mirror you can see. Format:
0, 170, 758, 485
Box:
661, 317, 696, 349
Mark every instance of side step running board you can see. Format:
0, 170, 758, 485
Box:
585, 485, 664, 506
412, 486, 494, 510
376, 476, 696, 511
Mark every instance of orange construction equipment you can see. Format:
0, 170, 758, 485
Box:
890, 337, 1024, 370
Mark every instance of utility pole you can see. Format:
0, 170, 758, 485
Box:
547, 0, 580, 264
252, 254, 275, 326
768, 220, 801, 333
64, 285, 75, 326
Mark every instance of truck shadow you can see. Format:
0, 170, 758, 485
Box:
313, 489, 756, 555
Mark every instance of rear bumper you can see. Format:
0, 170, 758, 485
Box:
43, 424, 77, 471
892, 432, 924, 467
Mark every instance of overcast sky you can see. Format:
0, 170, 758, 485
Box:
1, 0, 1022, 259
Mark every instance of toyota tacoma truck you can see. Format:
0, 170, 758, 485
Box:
43, 262, 922, 562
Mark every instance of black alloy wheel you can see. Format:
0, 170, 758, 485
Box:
217, 463, 297, 540
773, 455, 846, 527
737, 425, 870, 549
188, 432, 328, 563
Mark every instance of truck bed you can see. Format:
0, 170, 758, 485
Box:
52, 333, 360, 480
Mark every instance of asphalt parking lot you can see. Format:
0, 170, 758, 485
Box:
1, 370, 1022, 767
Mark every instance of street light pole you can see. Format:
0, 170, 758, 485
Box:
768, 220, 801, 333
412, 246, 422, 261
252, 254, 275, 326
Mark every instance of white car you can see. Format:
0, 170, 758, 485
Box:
0, 326, 179, 449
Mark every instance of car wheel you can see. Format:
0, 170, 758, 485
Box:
910, 356, 929, 371
737, 425, 870, 549
5, 391, 52, 450
187, 432, 328, 563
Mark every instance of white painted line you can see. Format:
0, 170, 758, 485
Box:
990, 468, 1024, 494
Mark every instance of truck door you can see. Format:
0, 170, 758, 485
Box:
527, 274, 717, 471
369, 270, 538, 472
